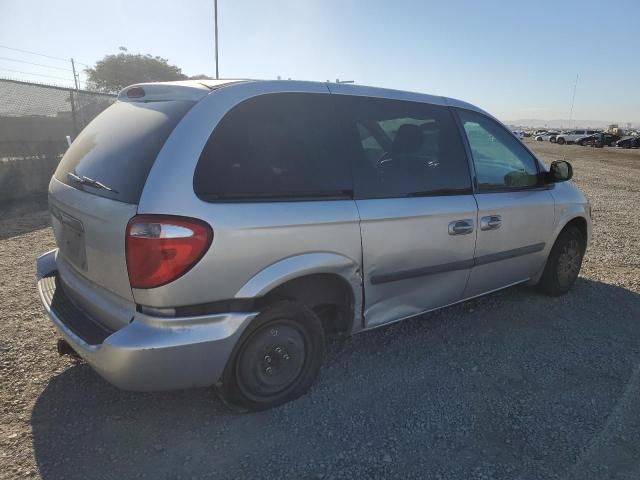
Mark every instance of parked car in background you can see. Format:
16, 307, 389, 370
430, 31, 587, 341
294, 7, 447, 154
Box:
36, 79, 591, 410
548, 132, 561, 143
577, 133, 621, 147
616, 136, 640, 149
512, 130, 524, 140
555, 130, 599, 145
535, 132, 560, 142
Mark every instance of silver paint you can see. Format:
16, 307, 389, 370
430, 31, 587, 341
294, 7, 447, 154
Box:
38, 79, 592, 392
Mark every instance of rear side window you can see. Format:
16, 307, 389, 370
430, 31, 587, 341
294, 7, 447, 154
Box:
333, 95, 472, 198
194, 93, 352, 201
55, 100, 195, 204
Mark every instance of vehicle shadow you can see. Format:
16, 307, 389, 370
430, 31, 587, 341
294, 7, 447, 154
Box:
31, 278, 640, 480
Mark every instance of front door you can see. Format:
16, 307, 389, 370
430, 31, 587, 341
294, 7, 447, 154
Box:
455, 108, 555, 298
331, 91, 477, 328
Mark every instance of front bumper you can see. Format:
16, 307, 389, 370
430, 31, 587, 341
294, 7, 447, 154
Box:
36, 250, 257, 391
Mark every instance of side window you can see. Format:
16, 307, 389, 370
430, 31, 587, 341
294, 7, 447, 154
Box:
194, 93, 351, 201
334, 95, 472, 199
456, 109, 539, 191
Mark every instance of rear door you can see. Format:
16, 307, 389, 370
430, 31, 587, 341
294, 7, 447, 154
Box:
332, 93, 477, 328
49, 97, 196, 328
455, 108, 554, 298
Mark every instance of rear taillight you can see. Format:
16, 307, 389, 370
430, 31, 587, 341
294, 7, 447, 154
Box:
126, 215, 213, 289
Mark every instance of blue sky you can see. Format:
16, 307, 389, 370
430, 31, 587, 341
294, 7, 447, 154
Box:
0, 0, 638, 122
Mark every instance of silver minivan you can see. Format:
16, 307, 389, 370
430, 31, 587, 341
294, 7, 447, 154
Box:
37, 79, 591, 410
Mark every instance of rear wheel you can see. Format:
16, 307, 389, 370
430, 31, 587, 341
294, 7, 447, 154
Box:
557, 137, 566, 145
537, 226, 586, 296
220, 301, 324, 411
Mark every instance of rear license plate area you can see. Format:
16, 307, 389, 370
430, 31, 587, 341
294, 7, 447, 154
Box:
50, 205, 88, 270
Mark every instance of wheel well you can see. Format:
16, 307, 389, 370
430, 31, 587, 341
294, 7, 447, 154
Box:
258, 274, 355, 335
562, 216, 587, 242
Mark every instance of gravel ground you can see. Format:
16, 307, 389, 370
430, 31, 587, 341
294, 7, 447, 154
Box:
1, 141, 639, 480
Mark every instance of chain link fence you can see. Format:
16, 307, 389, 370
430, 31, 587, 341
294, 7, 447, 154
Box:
0, 78, 116, 203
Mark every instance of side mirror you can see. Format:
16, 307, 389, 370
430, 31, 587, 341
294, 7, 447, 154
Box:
547, 160, 573, 183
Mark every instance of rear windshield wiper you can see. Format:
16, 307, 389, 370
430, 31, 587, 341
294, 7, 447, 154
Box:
67, 172, 118, 194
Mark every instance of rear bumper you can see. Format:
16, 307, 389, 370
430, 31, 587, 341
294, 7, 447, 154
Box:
36, 249, 257, 391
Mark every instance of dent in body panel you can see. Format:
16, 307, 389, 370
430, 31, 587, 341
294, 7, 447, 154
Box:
364, 270, 471, 328
235, 251, 364, 332
356, 196, 478, 329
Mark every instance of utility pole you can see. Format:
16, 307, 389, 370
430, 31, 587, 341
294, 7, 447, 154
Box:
568, 73, 579, 128
70, 58, 79, 90
214, 0, 219, 79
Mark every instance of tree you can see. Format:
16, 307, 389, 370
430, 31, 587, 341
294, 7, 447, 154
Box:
189, 74, 215, 80
85, 47, 187, 93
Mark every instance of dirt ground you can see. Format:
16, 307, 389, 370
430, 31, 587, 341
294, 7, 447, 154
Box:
0, 141, 639, 479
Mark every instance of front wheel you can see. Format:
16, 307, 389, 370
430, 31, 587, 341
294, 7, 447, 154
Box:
220, 300, 324, 411
537, 226, 586, 296
557, 137, 566, 145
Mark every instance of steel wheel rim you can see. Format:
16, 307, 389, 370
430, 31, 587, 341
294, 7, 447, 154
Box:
235, 319, 308, 402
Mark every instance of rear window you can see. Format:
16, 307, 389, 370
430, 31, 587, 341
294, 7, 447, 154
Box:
55, 100, 195, 204
193, 93, 352, 201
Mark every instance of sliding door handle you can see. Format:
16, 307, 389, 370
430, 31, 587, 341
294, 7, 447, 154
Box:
448, 219, 474, 235
480, 215, 502, 231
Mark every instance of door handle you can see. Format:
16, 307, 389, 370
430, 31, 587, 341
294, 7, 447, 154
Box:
480, 215, 502, 231
448, 219, 474, 235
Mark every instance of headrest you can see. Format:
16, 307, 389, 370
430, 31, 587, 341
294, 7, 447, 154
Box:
391, 124, 423, 155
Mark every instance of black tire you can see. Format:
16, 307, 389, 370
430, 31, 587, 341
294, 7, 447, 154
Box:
577, 140, 585, 146
537, 226, 586, 296
219, 300, 324, 411
557, 137, 566, 145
